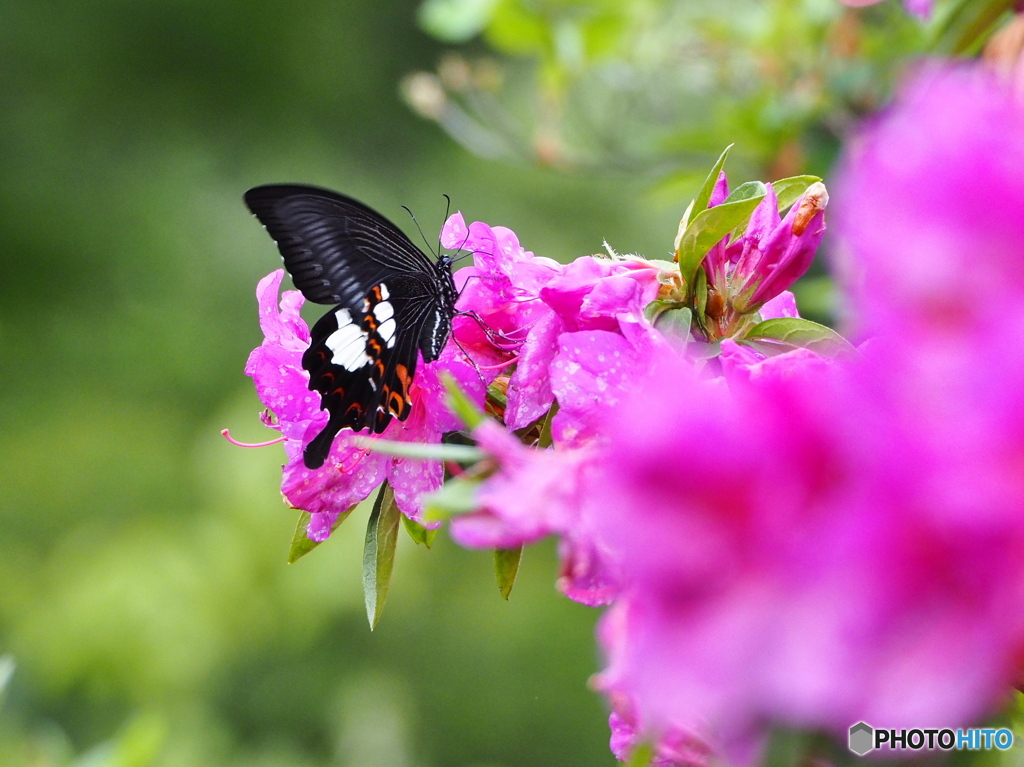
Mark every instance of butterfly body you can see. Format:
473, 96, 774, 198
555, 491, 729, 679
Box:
244, 184, 456, 469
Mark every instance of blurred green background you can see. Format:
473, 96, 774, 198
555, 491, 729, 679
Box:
0, 0, 933, 765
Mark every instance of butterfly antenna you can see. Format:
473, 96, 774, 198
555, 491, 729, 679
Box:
402, 205, 439, 259
440, 194, 452, 257
449, 228, 490, 265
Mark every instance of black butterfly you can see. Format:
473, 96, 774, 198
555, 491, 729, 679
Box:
244, 184, 457, 470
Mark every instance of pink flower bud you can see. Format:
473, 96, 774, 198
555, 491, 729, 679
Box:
731, 181, 829, 314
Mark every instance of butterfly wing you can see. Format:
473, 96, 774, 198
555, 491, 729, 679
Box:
244, 184, 435, 305
244, 184, 455, 469
301, 279, 445, 468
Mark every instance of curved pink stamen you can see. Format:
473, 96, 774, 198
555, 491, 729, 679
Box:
498, 324, 534, 340
221, 428, 286, 448
477, 356, 519, 371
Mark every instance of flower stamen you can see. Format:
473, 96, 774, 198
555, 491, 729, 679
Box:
221, 428, 287, 448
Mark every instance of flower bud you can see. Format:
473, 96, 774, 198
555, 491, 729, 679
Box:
731, 181, 828, 314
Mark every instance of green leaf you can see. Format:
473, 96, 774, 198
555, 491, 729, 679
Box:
362, 483, 402, 630
486, 379, 508, 407
402, 515, 439, 548
693, 267, 709, 330
672, 199, 694, 254
442, 372, 486, 429
652, 305, 693, 345
677, 181, 767, 294
538, 401, 558, 449
625, 741, 654, 767
288, 506, 354, 564
418, 0, 500, 43
772, 175, 821, 212
423, 475, 481, 521
930, 0, 1016, 55
687, 340, 722, 360
108, 712, 167, 767
744, 317, 855, 357
724, 181, 769, 205
494, 545, 523, 600
689, 144, 733, 225
485, 0, 549, 56
0, 656, 15, 703
643, 299, 684, 324
726, 176, 821, 244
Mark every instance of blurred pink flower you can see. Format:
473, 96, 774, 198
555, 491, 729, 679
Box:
601, 600, 717, 767
245, 269, 485, 540
449, 413, 621, 606
593, 350, 1024, 756
449, 420, 592, 550
608, 707, 714, 767
587, 66, 1024, 756
837, 66, 1024, 344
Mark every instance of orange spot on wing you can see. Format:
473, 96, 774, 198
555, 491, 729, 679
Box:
394, 363, 413, 405
388, 390, 405, 415
395, 363, 411, 390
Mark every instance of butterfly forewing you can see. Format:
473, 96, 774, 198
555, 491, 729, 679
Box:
245, 184, 456, 469
244, 185, 435, 305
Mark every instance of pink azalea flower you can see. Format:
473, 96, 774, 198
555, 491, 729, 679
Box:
443, 211, 669, 435
538, 256, 666, 446
757, 290, 799, 320
445, 220, 817, 607
441, 212, 564, 428
245, 269, 486, 540
443, 238, 675, 606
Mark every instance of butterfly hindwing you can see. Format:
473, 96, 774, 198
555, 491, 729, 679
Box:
245, 184, 457, 470
302, 285, 444, 469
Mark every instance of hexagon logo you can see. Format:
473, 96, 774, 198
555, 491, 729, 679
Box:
849, 722, 874, 756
